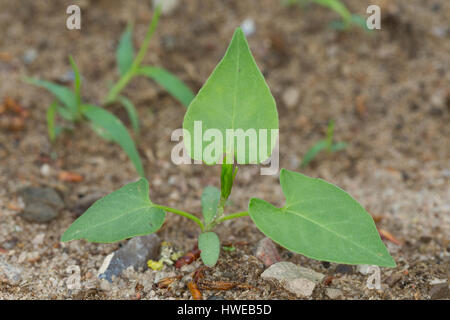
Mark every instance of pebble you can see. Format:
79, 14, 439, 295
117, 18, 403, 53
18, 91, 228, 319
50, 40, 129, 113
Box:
207, 295, 225, 300
23, 49, 37, 64
241, 18, 255, 36
32, 233, 46, 247
335, 264, 354, 275
282, 87, 300, 109
98, 234, 161, 282
153, 0, 179, 15
325, 288, 343, 299
255, 237, 281, 267
261, 262, 325, 297
429, 282, 449, 300
386, 271, 403, 287
0, 257, 22, 284
284, 278, 316, 298
18, 186, 64, 223
40, 164, 51, 177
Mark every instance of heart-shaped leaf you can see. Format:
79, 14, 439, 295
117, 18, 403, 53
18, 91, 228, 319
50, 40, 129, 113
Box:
61, 178, 165, 243
198, 232, 220, 267
249, 169, 396, 267
201, 186, 221, 225
183, 28, 278, 165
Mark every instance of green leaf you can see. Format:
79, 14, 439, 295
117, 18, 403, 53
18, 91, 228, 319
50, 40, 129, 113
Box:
117, 95, 140, 134
57, 105, 76, 121
117, 24, 135, 76
300, 140, 328, 168
81, 104, 145, 177
198, 232, 220, 267
61, 178, 165, 242
249, 169, 396, 267
68, 56, 82, 109
26, 78, 78, 116
326, 119, 335, 151
137, 66, 194, 107
182, 28, 278, 165
201, 186, 221, 225
331, 141, 347, 152
46, 102, 59, 142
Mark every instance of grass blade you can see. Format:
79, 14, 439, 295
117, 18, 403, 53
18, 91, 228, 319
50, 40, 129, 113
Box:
138, 66, 195, 107
81, 104, 145, 177
26, 77, 78, 116
117, 95, 140, 134
117, 24, 135, 76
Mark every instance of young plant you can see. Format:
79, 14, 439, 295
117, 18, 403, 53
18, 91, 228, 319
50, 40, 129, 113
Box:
284, 0, 369, 31
300, 119, 347, 168
25, 5, 194, 177
61, 28, 395, 269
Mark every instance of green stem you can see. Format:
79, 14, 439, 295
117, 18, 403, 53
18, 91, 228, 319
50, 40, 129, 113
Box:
216, 211, 249, 223
154, 204, 204, 231
104, 5, 162, 104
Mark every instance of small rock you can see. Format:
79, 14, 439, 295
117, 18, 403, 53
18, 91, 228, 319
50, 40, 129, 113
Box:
207, 295, 225, 300
153, 0, 179, 15
285, 278, 316, 297
261, 262, 325, 297
40, 164, 51, 177
261, 262, 325, 283
282, 87, 300, 109
0, 257, 22, 284
386, 272, 403, 287
32, 233, 45, 247
23, 49, 37, 64
255, 237, 281, 267
18, 186, 64, 223
241, 18, 255, 36
2, 237, 18, 250
335, 264, 353, 275
325, 288, 343, 299
429, 282, 449, 300
98, 234, 161, 282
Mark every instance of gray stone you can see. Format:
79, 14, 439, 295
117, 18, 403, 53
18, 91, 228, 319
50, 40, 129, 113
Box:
285, 278, 316, 297
98, 234, 161, 282
282, 87, 300, 109
255, 237, 281, 267
261, 262, 325, 298
261, 262, 325, 283
429, 283, 449, 300
325, 288, 343, 299
0, 257, 22, 284
335, 264, 354, 275
18, 186, 64, 223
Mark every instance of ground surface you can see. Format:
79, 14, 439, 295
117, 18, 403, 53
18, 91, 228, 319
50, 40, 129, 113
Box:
0, 0, 448, 299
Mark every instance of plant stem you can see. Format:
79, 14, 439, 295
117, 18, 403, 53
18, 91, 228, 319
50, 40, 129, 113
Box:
154, 204, 204, 231
104, 5, 162, 104
216, 211, 249, 223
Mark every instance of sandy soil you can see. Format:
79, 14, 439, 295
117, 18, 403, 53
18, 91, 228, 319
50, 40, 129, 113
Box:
0, 0, 448, 299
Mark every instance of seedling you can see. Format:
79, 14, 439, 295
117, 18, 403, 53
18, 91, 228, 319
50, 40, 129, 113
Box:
284, 0, 369, 31
300, 119, 347, 168
26, 6, 194, 177
62, 28, 395, 269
